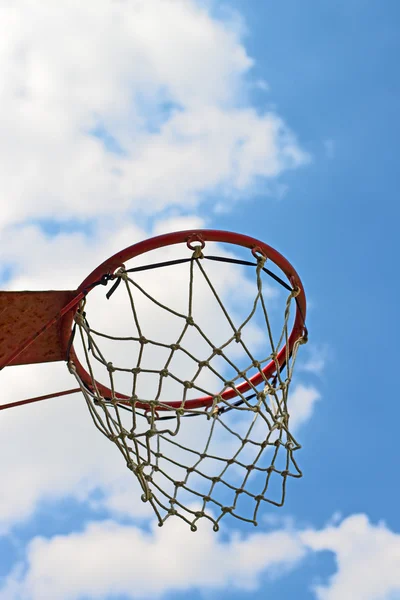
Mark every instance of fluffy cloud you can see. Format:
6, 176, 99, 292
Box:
2, 514, 400, 600
288, 384, 321, 432
0, 518, 307, 599
0, 0, 309, 230
299, 344, 329, 376
302, 514, 400, 600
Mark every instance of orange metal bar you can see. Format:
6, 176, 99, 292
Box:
0, 387, 81, 411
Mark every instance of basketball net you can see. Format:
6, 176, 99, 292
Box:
68, 244, 307, 531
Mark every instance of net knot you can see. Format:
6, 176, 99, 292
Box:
183, 380, 194, 389
257, 255, 267, 269
106, 362, 115, 373
68, 361, 76, 375
289, 282, 301, 298
252, 246, 267, 269
139, 336, 149, 345
74, 311, 86, 326
273, 412, 289, 429
160, 369, 169, 378
186, 316, 195, 326
298, 327, 308, 344
234, 331, 241, 342
192, 245, 204, 259
225, 380, 235, 389
210, 404, 220, 418
263, 382, 274, 395
146, 429, 157, 438
221, 506, 233, 514
116, 266, 128, 281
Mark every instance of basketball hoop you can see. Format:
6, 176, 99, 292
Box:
0, 230, 307, 531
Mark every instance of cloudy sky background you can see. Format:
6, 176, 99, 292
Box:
0, 1, 399, 599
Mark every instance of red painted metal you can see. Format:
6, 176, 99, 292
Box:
0, 290, 79, 368
0, 387, 81, 411
66, 229, 307, 410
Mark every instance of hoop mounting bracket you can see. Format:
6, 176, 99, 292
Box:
0, 290, 77, 367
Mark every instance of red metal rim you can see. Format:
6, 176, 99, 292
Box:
64, 230, 307, 410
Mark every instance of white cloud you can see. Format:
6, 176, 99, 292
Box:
3, 513, 400, 600
299, 344, 329, 376
302, 514, 400, 600
255, 79, 270, 92
0, 519, 307, 600
0, 361, 153, 533
0, 0, 309, 231
287, 384, 321, 432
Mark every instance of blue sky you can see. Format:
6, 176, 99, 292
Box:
0, 1, 399, 599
